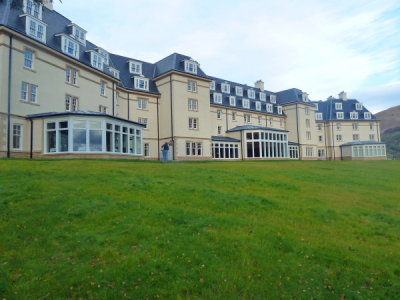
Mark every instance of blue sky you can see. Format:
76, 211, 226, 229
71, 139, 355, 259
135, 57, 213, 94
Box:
56, 0, 400, 113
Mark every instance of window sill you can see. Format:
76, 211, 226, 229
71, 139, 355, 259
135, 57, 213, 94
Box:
65, 82, 79, 88
100, 94, 108, 98
20, 100, 40, 106
23, 67, 36, 73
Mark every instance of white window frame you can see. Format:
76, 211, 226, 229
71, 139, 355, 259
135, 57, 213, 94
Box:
277, 106, 283, 115
68, 24, 87, 45
188, 118, 199, 129
242, 99, 250, 109
99, 105, 107, 114
138, 117, 148, 129
217, 126, 222, 135
270, 95, 277, 104
90, 52, 104, 70
232, 112, 237, 121
213, 93, 222, 104
12, 124, 23, 150
129, 61, 142, 75
210, 81, 216, 91
336, 112, 344, 119
217, 110, 222, 119
315, 113, 323, 120
134, 77, 149, 91
335, 103, 342, 110
350, 111, 358, 119
66, 67, 78, 85
21, 82, 38, 103
356, 103, 363, 110
187, 80, 197, 92
184, 60, 198, 74
25, 16, 47, 43
352, 123, 358, 130
108, 67, 120, 79
248, 89, 256, 99
188, 99, 198, 111
336, 134, 343, 141
235, 86, 243, 96
24, 49, 34, 69
221, 83, 230, 93
266, 103, 273, 113
24, 0, 43, 20
244, 114, 251, 123
65, 95, 79, 111
353, 134, 359, 141
364, 112, 371, 119
259, 92, 266, 101
229, 96, 236, 106
255, 102, 261, 111
138, 98, 148, 110
186, 141, 203, 156
369, 134, 375, 141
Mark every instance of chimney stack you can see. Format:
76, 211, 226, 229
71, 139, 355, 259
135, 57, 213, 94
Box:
43, 0, 53, 10
255, 80, 264, 91
339, 91, 348, 101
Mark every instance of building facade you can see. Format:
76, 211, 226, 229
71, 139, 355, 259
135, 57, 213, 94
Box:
0, 0, 386, 161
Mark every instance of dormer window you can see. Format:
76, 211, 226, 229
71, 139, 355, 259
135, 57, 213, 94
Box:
235, 86, 243, 96
58, 35, 79, 59
350, 111, 358, 119
129, 61, 142, 75
255, 102, 261, 111
266, 103, 273, 113
68, 24, 87, 45
97, 48, 109, 65
184, 60, 198, 74
24, 0, 43, 20
302, 92, 309, 102
356, 103, 363, 110
248, 89, 255, 99
90, 52, 104, 70
259, 92, 266, 101
221, 83, 230, 93
210, 81, 216, 91
270, 95, 277, 104
315, 103, 319, 110
335, 103, 342, 110
277, 106, 283, 115
336, 112, 344, 119
242, 99, 250, 109
213, 93, 222, 104
229, 96, 236, 106
108, 67, 120, 79
22, 16, 47, 43
315, 112, 323, 120
134, 76, 149, 91
364, 112, 371, 119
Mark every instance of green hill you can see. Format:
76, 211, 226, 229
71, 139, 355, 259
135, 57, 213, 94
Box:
382, 127, 400, 159
0, 159, 399, 299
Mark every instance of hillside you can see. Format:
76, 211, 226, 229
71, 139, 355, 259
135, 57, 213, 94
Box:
0, 160, 400, 299
376, 105, 400, 133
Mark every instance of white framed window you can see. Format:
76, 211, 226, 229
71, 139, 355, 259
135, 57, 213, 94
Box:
217, 110, 222, 119
21, 82, 38, 103
318, 124, 322, 131
221, 82, 230, 93
138, 117, 148, 129
68, 24, 87, 45
335, 103, 342, 110
244, 114, 251, 123
302, 93, 309, 102
59, 36, 80, 59
306, 147, 313, 157
277, 106, 283, 114
232, 112, 237, 121
134, 77, 149, 91
108, 67, 120, 79
66, 67, 78, 85
217, 126, 222, 135
188, 99, 198, 111
350, 111, 358, 119
353, 134, 359, 141
315, 112, 323, 120
24, 0, 42, 20
65, 95, 79, 111
356, 103, 363, 110
318, 149, 325, 158
144, 143, 150, 157
210, 81, 216, 91
138, 98, 148, 110
184, 60, 198, 74
315, 103, 319, 110
364, 112, 371, 119
352, 123, 358, 130
336, 112, 344, 119
259, 92, 266, 101
186, 142, 202, 156
129, 61, 142, 75
306, 119, 310, 128
336, 134, 343, 141
266, 103, 273, 113
319, 135, 323, 142
100, 81, 107, 96
242, 99, 250, 109
12, 124, 22, 150
212, 143, 239, 159
336, 123, 341, 130
25, 16, 46, 42
99, 105, 107, 114
235, 86, 243, 96
248, 89, 256, 99
369, 134, 375, 141
97, 48, 109, 66
213, 93, 222, 104
24, 49, 34, 69
255, 102, 261, 111
187, 80, 197, 92
188, 118, 198, 129
270, 95, 277, 103
306, 131, 311, 140
229, 96, 236, 106
90, 52, 104, 70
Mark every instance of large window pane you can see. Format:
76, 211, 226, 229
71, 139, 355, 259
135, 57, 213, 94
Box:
59, 130, 69, 152
73, 129, 86, 151
47, 131, 56, 152
89, 130, 102, 152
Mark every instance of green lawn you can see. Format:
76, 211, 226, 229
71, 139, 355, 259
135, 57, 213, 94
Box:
0, 159, 399, 299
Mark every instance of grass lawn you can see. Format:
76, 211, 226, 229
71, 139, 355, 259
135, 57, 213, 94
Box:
0, 159, 399, 299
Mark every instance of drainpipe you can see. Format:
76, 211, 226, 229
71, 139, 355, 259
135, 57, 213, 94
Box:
7, 34, 13, 158
156, 96, 160, 161
30, 119, 33, 159
169, 75, 175, 160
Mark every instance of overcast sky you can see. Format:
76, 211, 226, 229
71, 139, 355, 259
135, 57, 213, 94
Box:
56, 0, 400, 113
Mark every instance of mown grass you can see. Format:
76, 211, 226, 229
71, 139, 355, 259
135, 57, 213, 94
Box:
0, 159, 399, 299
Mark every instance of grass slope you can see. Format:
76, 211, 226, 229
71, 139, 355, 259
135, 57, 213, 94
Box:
0, 159, 400, 299
382, 127, 400, 159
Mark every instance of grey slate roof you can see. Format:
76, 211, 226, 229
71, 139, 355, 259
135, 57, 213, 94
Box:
275, 88, 306, 104
211, 136, 241, 143
153, 53, 209, 79
26, 111, 146, 126
340, 141, 385, 147
227, 125, 289, 133
311, 98, 378, 122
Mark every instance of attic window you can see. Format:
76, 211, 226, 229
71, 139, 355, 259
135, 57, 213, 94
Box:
255, 102, 261, 111
350, 112, 358, 119
229, 96, 236, 106
210, 81, 216, 91
129, 61, 142, 75
213, 93, 222, 104
259, 92, 266, 101
134, 77, 149, 91
221, 83, 230, 93
266, 103, 273, 113
60, 35, 79, 59
235, 87, 243, 96
90, 52, 104, 70
277, 106, 283, 115
97, 48, 109, 65
364, 112, 371, 119
69, 24, 87, 45
25, 0, 43, 20
356, 103, 363, 110
242, 99, 250, 109
336, 112, 344, 119
248, 89, 256, 99
270, 95, 277, 104
108, 67, 120, 79
184, 60, 198, 74
24, 17, 47, 43
315, 113, 323, 120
